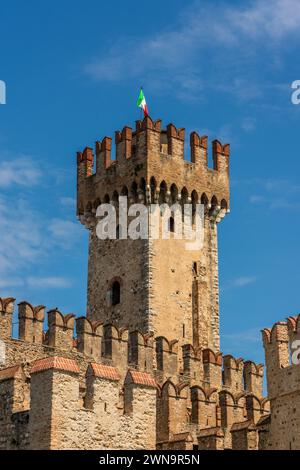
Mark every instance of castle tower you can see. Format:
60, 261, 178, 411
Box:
76, 116, 230, 351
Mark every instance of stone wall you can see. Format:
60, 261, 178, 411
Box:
0, 296, 267, 450
262, 315, 300, 449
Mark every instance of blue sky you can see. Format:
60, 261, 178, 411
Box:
1, 0, 300, 365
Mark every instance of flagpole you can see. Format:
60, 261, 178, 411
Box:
140, 86, 143, 120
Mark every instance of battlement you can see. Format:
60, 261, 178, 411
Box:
261, 314, 300, 449
1, 356, 157, 450
0, 297, 157, 377
0, 297, 15, 339
76, 116, 230, 221
0, 297, 264, 388
78, 117, 229, 171
18, 301, 45, 343
0, 295, 267, 449
262, 315, 300, 399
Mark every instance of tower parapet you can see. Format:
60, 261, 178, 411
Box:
262, 314, 300, 449
76, 115, 230, 219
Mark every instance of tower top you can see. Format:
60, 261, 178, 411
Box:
76, 115, 230, 223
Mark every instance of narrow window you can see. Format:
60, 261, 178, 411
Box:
112, 281, 120, 306
169, 216, 175, 233
193, 262, 198, 275
182, 323, 186, 338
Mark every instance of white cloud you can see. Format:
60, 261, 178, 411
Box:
241, 117, 256, 133
0, 276, 72, 290
222, 276, 257, 292
231, 276, 258, 287
0, 277, 24, 288
0, 154, 81, 299
249, 195, 266, 204
84, 0, 300, 102
230, 0, 300, 40
223, 328, 261, 344
60, 197, 76, 208
0, 194, 82, 281
0, 198, 44, 275
247, 178, 300, 210
48, 219, 81, 248
0, 156, 42, 188
27, 277, 72, 289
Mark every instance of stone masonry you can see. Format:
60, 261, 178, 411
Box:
1, 114, 295, 450
79, 117, 229, 351
258, 315, 300, 449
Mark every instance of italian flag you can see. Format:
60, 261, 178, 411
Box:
137, 88, 149, 117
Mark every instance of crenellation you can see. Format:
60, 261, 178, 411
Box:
76, 317, 103, 361
47, 310, 75, 351
287, 315, 300, 359
96, 136, 112, 172
0, 297, 15, 340
115, 126, 132, 161
219, 391, 247, 448
166, 123, 185, 158
182, 344, 203, 382
190, 131, 208, 165
155, 337, 178, 380
191, 386, 218, 429
102, 324, 129, 375
77, 116, 230, 221
76, 147, 94, 216
77, 147, 94, 177
202, 348, 222, 388
156, 380, 190, 442
212, 139, 230, 173
260, 316, 300, 449
223, 355, 244, 392
262, 322, 289, 399
128, 330, 154, 372
0, 292, 270, 449
245, 395, 266, 424
243, 361, 264, 397
18, 302, 45, 344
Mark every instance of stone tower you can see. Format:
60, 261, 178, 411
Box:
77, 116, 230, 351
